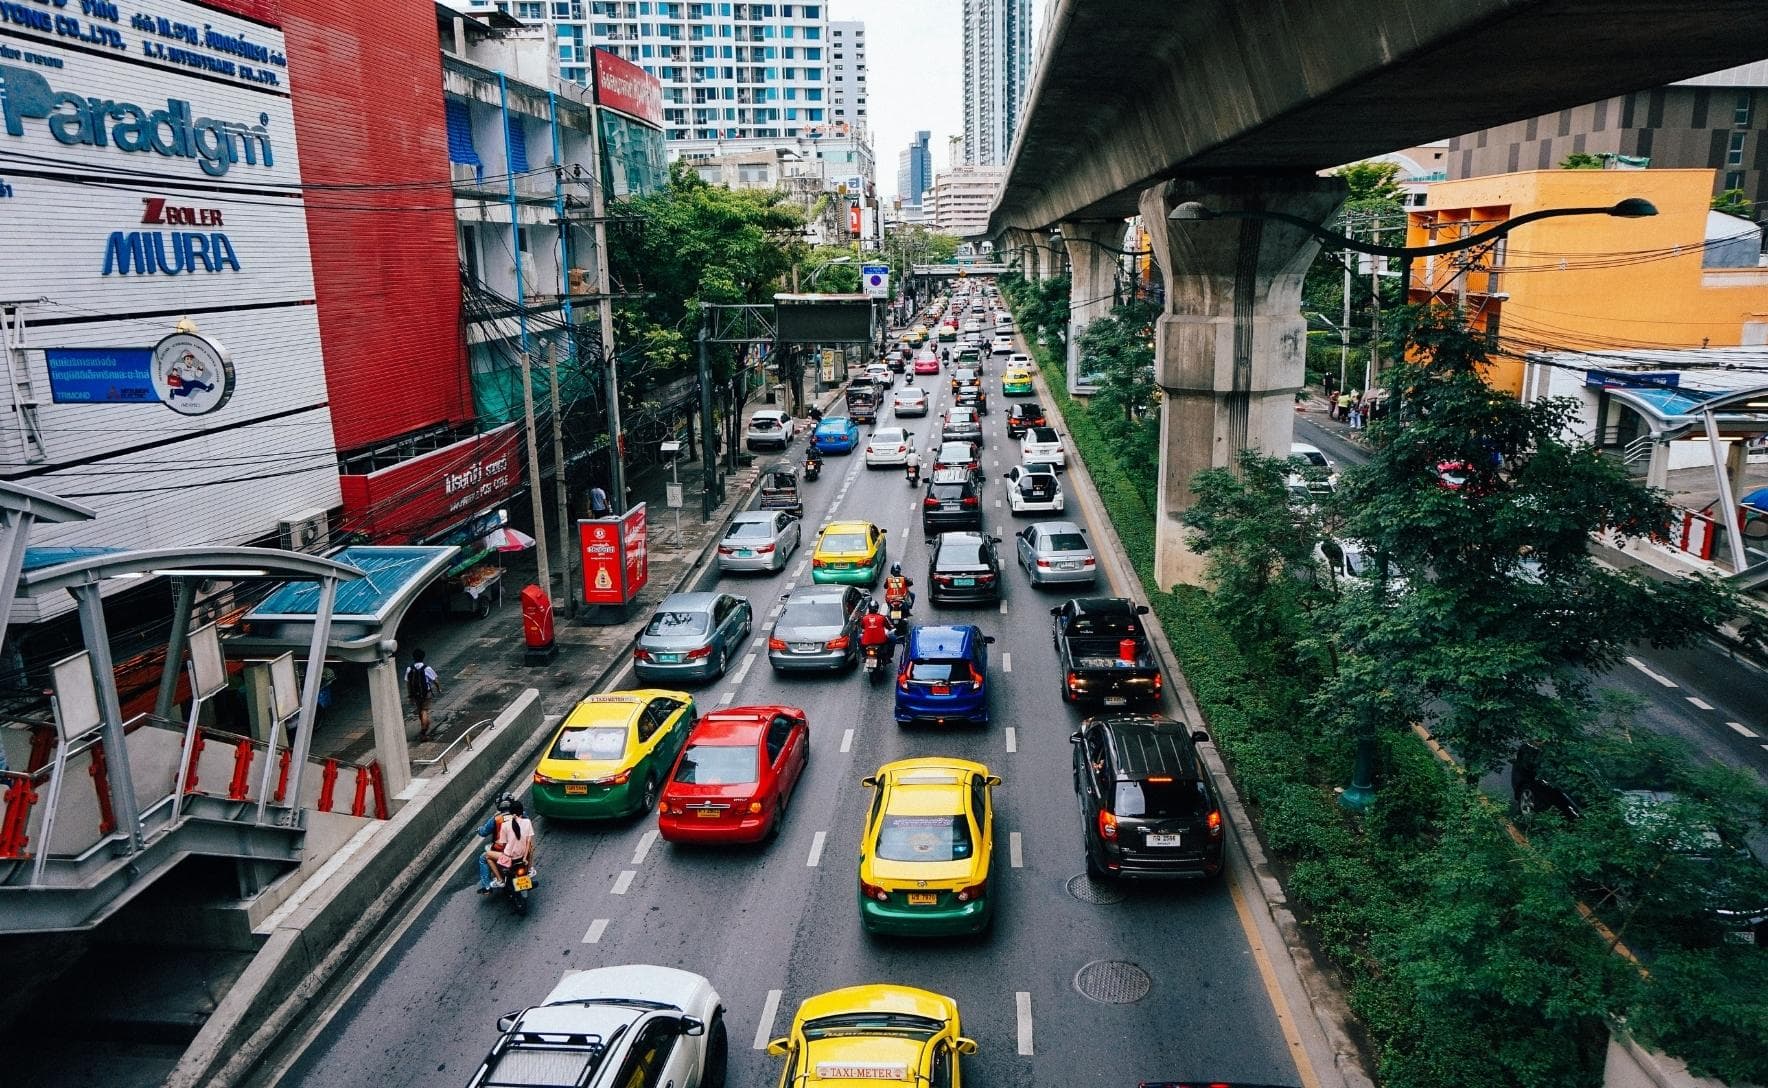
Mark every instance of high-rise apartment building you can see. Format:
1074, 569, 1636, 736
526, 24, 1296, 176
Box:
961, 0, 1033, 166
898, 130, 933, 204
828, 20, 869, 136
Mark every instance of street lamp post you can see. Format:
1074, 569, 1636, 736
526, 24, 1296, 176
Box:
1170, 195, 1657, 813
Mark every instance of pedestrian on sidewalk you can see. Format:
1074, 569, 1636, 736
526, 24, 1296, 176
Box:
1335, 390, 1353, 422
1322, 372, 1339, 413
1348, 391, 1364, 430
406, 650, 440, 742
588, 483, 611, 519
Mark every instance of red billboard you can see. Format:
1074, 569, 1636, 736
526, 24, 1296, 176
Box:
849, 201, 862, 235
579, 503, 649, 606
593, 48, 664, 127
337, 425, 520, 544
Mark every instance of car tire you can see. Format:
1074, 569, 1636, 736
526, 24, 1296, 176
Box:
638, 773, 659, 815
700, 1013, 729, 1088
1515, 786, 1538, 820
1085, 846, 1107, 881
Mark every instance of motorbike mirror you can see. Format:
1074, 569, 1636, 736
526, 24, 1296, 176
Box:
679, 1016, 706, 1037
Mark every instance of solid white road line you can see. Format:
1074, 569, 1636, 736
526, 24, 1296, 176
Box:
1009, 831, 1023, 868
1624, 656, 1678, 688
1005, 726, 1017, 754
1727, 721, 1760, 738
807, 830, 827, 867
1001, 652, 1012, 672
611, 869, 636, 895
1685, 696, 1714, 711
631, 829, 659, 866
733, 652, 757, 684
840, 728, 854, 753
582, 918, 609, 944
1015, 991, 1034, 1056
753, 989, 784, 1050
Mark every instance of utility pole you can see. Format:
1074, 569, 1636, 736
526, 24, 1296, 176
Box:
1367, 217, 1381, 392
585, 103, 626, 515
698, 326, 719, 519
547, 342, 574, 614
518, 349, 553, 599
1339, 242, 1352, 394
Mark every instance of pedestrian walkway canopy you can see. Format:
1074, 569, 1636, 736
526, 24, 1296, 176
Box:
236, 545, 459, 662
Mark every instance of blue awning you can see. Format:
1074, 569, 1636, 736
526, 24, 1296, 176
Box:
505, 113, 530, 175
446, 99, 481, 167
248, 546, 457, 623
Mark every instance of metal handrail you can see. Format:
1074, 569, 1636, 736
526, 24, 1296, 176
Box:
412, 717, 498, 775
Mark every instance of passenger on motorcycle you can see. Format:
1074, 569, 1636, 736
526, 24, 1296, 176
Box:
476, 793, 536, 893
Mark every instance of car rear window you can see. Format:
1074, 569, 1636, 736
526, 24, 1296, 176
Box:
645, 610, 709, 637
1114, 778, 1210, 818
872, 429, 905, 443
1028, 427, 1058, 443
750, 417, 781, 430
551, 726, 627, 761
909, 659, 966, 682
876, 814, 973, 862
936, 540, 986, 567
1019, 475, 1054, 493
779, 601, 845, 627
1069, 613, 1143, 637
673, 743, 758, 786
1046, 532, 1087, 552
725, 521, 773, 540
930, 482, 968, 500
821, 532, 867, 553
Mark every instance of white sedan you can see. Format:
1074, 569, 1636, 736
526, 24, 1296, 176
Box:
864, 427, 918, 468
1019, 426, 1066, 469
1007, 352, 1033, 368
992, 336, 1015, 355
1002, 465, 1065, 514
892, 386, 929, 416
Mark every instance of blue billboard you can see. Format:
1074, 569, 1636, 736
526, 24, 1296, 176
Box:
45, 348, 157, 404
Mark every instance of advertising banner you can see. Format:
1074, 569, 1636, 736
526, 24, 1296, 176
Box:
592, 48, 664, 126
337, 425, 520, 544
579, 503, 649, 606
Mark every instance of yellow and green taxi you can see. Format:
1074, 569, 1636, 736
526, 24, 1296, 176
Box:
1001, 366, 1035, 396
908, 324, 928, 345
857, 758, 999, 936
811, 520, 888, 587
767, 985, 977, 1087
530, 689, 696, 819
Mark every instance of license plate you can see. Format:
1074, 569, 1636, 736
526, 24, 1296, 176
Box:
1103, 696, 1128, 706
654, 653, 683, 663
695, 809, 720, 819
907, 892, 938, 906
1058, 561, 1080, 570
564, 784, 589, 795
513, 874, 534, 891
794, 643, 821, 653
953, 577, 976, 587
1146, 833, 1183, 847
737, 549, 754, 557
931, 684, 950, 695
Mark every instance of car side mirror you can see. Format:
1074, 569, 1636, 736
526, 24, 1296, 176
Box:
1069, 732, 1082, 744
991, 536, 1002, 544
955, 1037, 979, 1057
1049, 606, 1062, 616
983, 635, 996, 644
1135, 605, 1151, 615
497, 1013, 520, 1033
985, 775, 1002, 786
766, 1038, 791, 1057
860, 775, 878, 788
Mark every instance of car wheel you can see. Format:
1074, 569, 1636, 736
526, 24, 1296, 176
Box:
713, 647, 728, 678
638, 773, 660, 815
1085, 846, 1107, 881
699, 1013, 729, 1088
1515, 786, 1538, 819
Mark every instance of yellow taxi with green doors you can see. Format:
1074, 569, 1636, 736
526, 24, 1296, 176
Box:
1000, 365, 1035, 396
530, 689, 696, 819
857, 758, 999, 936
767, 984, 977, 1087
811, 520, 888, 587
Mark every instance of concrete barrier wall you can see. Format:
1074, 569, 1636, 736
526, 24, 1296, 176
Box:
166, 687, 546, 1088
1604, 1035, 1733, 1088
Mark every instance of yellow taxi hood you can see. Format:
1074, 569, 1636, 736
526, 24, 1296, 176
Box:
801, 1036, 926, 1085
795, 984, 953, 1024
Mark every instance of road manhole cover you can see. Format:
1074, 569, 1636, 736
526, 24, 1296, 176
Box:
1066, 873, 1126, 905
1073, 960, 1152, 1004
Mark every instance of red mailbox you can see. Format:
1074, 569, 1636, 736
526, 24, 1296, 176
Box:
521, 584, 556, 660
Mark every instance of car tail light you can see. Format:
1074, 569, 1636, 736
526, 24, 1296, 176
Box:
685, 645, 714, 660
1097, 809, 1118, 841
962, 496, 979, 507
923, 496, 940, 508
1153, 672, 1163, 692
977, 573, 995, 583
1036, 559, 1052, 569
1066, 671, 1080, 691
747, 800, 764, 814
756, 543, 775, 554
1082, 557, 1096, 568
826, 635, 851, 650
717, 546, 735, 556
768, 637, 788, 651
658, 801, 672, 815
633, 647, 652, 662
593, 771, 632, 786
897, 671, 910, 693
955, 880, 987, 903
533, 771, 556, 785
860, 879, 891, 903
967, 664, 985, 690
1207, 810, 1224, 839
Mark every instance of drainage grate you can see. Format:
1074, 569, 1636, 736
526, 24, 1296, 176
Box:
1073, 960, 1152, 1004
1066, 873, 1126, 905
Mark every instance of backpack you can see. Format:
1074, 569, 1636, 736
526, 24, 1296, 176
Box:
407, 663, 432, 701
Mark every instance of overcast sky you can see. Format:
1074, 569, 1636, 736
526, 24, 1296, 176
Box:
828, 0, 963, 202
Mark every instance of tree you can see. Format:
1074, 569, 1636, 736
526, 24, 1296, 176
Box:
1559, 152, 1605, 170
1334, 160, 1406, 204
1315, 305, 1735, 780
1711, 187, 1754, 219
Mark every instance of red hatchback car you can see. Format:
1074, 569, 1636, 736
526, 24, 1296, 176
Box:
657, 705, 809, 844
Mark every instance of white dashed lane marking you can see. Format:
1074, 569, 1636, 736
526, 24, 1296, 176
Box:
1001, 652, 1012, 672
1624, 656, 1678, 688
753, 989, 784, 1050
1727, 721, 1760, 738
732, 653, 757, 684
1687, 696, 1714, 711
1005, 727, 1017, 754
807, 831, 827, 867
631, 830, 659, 866
840, 728, 854, 753
1009, 831, 1023, 868
1015, 992, 1034, 1056
718, 690, 735, 706
611, 870, 635, 895
582, 919, 609, 944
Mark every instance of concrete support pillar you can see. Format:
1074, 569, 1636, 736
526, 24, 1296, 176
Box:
1646, 439, 1670, 491
1035, 234, 1063, 280
1139, 176, 1345, 589
1062, 219, 1125, 392
366, 656, 411, 797
243, 660, 276, 744
1005, 228, 1036, 278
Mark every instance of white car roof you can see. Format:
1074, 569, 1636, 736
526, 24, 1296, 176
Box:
543, 965, 713, 1009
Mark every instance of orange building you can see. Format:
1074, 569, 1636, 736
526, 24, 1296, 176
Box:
1404, 168, 1768, 394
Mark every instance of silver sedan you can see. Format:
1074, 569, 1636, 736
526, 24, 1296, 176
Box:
893, 386, 929, 416
717, 510, 802, 574
767, 585, 869, 673
1015, 520, 1098, 587
633, 591, 754, 682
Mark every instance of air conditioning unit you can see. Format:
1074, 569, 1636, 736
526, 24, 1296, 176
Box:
278, 509, 330, 552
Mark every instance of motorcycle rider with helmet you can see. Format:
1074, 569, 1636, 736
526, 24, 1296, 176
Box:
883, 563, 915, 616
859, 599, 894, 670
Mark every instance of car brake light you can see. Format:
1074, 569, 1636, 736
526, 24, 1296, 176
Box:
956, 880, 987, 903
768, 638, 787, 651
755, 543, 775, 554
923, 496, 940, 507
1036, 559, 1052, 568
685, 645, 714, 660
745, 799, 764, 814
826, 635, 851, 650
717, 546, 734, 556
1082, 558, 1096, 567
1153, 672, 1163, 692
968, 664, 984, 690
1097, 809, 1118, 841
962, 496, 979, 507
978, 573, 995, 583
594, 771, 631, 786
860, 879, 891, 903
633, 647, 652, 662
1207, 810, 1224, 838
533, 771, 555, 785
1066, 671, 1080, 691
1146, 775, 1174, 783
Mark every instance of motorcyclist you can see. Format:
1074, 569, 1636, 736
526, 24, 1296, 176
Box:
859, 600, 894, 667
804, 448, 823, 480
904, 446, 922, 486
476, 793, 536, 893
883, 563, 915, 614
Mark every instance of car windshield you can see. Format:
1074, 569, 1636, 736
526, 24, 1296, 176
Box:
876, 814, 974, 862
822, 532, 868, 553
645, 610, 709, 637
800, 1012, 944, 1041
1046, 532, 1087, 552
779, 600, 846, 627
936, 541, 986, 567
1018, 474, 1054, 492
725, 520, 774, 541
673, 743, 758, 786
909, 659, 967, 682
751, 417, 781, 430
551, 725, 628, 761
1115, 778, 1210, 818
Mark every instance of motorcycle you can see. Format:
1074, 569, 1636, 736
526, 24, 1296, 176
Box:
804, 455, 823, 482
862, 641, 891, 686
502, 859, 535, 916
905, 463, 921, 487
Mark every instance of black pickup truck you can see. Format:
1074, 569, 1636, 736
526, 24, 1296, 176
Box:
1050, 597, 1163, 706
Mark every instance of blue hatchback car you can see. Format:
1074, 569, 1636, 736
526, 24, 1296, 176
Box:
812, 416, 861, 454
894, 624, 996, 726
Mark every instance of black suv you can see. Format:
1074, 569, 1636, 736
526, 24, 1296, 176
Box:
1006, 402, 1046, 438
928, 530, 1004, 605
921, 467, 984, 533
1072, 715, 1223, 881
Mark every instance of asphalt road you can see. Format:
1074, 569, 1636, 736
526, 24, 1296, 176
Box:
1296, 416, 1768, 783
282, 348, 1302, 1087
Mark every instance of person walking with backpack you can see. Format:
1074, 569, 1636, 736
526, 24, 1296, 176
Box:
406, 650, 441, 741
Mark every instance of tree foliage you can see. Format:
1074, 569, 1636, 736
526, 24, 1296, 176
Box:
1559, 152, 1605, 170
1334, 160, 1406, 204
1711, 187, 1754, 219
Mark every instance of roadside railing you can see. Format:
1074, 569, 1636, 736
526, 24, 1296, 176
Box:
411, 717, 498, 776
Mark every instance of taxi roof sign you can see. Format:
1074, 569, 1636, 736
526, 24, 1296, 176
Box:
813, 1063, 910, 1080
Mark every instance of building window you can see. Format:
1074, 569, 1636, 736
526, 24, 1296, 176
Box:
1728, 130, 1747, 167
1736, 93, 1754, 128
1726, 170, 1746, 191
